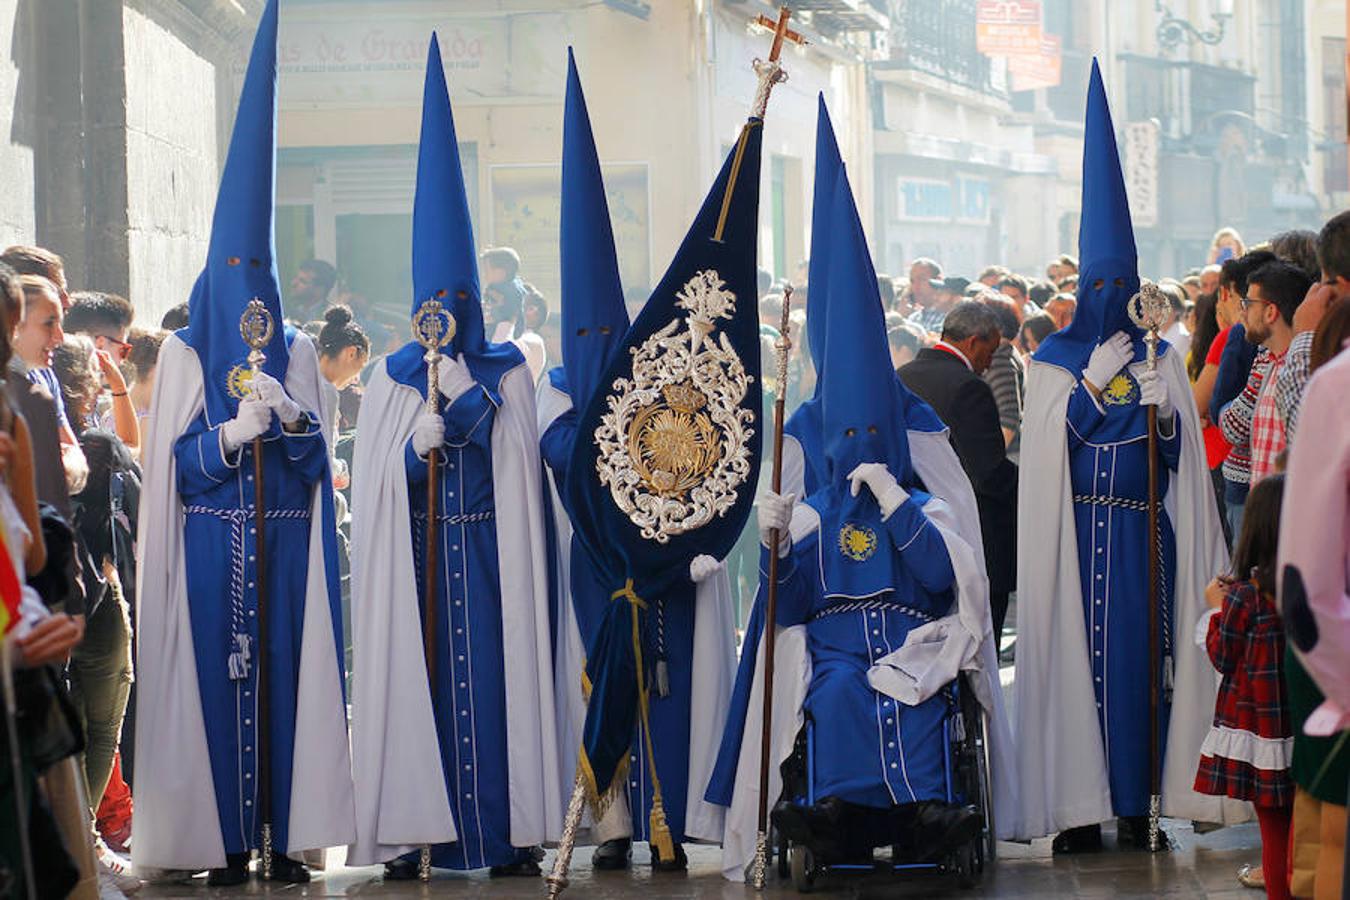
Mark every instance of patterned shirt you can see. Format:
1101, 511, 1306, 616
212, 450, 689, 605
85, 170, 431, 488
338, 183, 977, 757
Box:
1248, 347, 1287, 484
908, 305, 949, 335
1218, 347, 1268, 490
1274, 330, 1313, 444
983, 342, 1024, 463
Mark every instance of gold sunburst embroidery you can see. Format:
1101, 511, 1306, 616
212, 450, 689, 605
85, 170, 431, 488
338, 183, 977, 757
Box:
1101, 372, 1138, 407
838, 523, 878, 562
226, 364, 256, 400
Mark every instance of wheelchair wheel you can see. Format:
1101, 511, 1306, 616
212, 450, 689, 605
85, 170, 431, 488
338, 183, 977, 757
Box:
776, 828, 790, 879
976, 708, 997, 863
952, 840, 981, 889
789, 844, 818, 893
958, 676, 998, 865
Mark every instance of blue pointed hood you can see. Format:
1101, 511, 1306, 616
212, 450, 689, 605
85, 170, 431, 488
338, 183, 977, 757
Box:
810, 175, 918, 600
388, 35, 521, 394
559, 48, 629, 411
817, 176, 913, 486
805, 93, 842, 378
1036, 58, 1157, 372
183, 0, 290, 425
785, 96, 942, 498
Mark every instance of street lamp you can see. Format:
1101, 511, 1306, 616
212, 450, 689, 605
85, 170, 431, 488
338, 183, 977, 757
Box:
1155, 0, 1233, 50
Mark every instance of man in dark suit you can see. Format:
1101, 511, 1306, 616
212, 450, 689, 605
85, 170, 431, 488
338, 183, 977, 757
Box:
898, 299, 1018, 639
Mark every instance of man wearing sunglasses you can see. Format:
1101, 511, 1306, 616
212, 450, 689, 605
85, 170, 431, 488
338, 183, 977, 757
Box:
65, 291, 139, 455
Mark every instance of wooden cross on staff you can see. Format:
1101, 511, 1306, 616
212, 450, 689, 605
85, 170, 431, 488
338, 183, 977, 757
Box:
749, 7, 806, 118
754, 8, 807, 61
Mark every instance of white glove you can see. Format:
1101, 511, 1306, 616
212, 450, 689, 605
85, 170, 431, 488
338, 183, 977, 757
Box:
1137, 369, 1173, 419
689, 554, 723, 584
251, 371, 303, 424
437, 354, 477, 404
411, 412, 446, 458
758, 491, 795, 557
1083, 331, 1134, 392
221, 398, 272, 453
848, 462, 909, 520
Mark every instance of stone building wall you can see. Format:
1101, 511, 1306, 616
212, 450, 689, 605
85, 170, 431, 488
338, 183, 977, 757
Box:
123, 3, 221, 324
0, 0, 240, 325
0, 0, 36, 250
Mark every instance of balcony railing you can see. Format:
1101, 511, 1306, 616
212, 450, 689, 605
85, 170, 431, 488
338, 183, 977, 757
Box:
790, 0, 889, 32
882, 0, 1002, 96
1118, 54, 1256, 142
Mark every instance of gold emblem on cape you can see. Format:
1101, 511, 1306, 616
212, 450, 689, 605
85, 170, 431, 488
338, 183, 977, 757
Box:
226, 363, 255, 400
594, 269, 755, 544
838, 523, 877, 561
1102, 371, 1139, 406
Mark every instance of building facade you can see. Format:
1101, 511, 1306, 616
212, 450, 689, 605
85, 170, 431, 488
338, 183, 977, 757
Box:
1011, 0, 1344, 279
258, 0, 878, 347
2, 0, 1342, 326
869, 0, 1058, 279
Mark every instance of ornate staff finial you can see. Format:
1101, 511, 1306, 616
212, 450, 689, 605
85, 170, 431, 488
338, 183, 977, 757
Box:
1127, 280, 1169, 369
240, 297, 274, 375
749, 7, 806, 119
412, 298, 457, 413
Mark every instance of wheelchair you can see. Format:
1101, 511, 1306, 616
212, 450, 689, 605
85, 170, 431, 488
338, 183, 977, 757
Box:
775, 673, 996, 892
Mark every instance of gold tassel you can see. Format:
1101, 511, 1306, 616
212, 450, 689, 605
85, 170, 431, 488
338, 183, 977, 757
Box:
575, 579, 676, 857
621, 579, 676, 860
648, 792, 675, 860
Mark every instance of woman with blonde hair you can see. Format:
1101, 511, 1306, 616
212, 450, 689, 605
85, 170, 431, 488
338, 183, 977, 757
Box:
1208, 227, 1246, 265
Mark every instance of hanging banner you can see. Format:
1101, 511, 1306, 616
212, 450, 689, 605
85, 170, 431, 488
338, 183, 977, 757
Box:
1124, 119, 1161, 229
1008, 34, 1062, 91
975, 0, 1042, 56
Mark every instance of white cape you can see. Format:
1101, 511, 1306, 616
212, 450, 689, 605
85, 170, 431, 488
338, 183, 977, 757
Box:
347, 359, 562, 866
536, 378, 737, 844
132, 332, 355, 871
718, 429, 1019, 880
1011, 352, 1243, 840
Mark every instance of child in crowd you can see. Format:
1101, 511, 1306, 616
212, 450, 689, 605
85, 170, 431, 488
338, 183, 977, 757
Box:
1195, 474, 1293, 900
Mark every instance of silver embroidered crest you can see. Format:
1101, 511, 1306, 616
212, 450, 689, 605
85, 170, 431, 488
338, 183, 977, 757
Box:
594, 269, 756, 543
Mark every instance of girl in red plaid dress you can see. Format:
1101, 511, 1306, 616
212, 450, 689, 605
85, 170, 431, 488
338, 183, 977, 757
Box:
1195, 474, 1293, 900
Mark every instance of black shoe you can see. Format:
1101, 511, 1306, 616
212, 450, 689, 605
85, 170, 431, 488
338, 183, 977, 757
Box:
383, 858, 419, 881
206, 853, 248, 887
771, 802, 813, 845
488, 858, 541, 877
1052, 823, 1103, 855
649, 841, 687, 872
910, 802, 983, 862
1116, 816, 1171, 851
772, 798, 845, 863
592, 838, 632, 871
267, 854, 311, 884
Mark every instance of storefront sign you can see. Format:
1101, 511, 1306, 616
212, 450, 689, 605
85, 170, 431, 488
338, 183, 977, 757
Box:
266, 6, 577, 108
897, 178, 953, 222
956, 176, 991, 224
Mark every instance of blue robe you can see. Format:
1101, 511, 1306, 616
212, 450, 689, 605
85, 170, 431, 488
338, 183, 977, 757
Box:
539, 403, 698, 843
174, 410, 326, 856
1064, 370, 1181, 817
752, 496, 957, 808
397, 381, 535, 870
